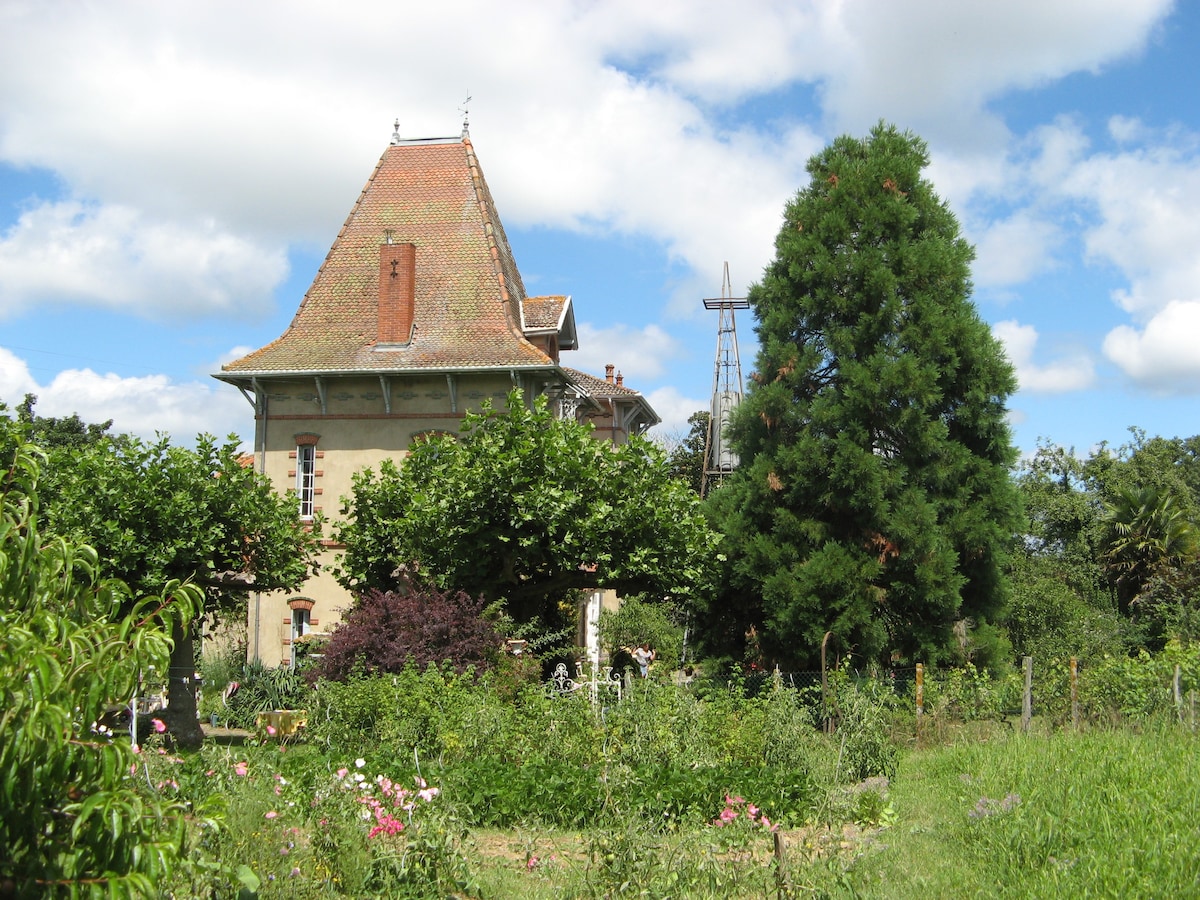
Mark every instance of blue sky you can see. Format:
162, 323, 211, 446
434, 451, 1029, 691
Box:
1, 0, 1198, 459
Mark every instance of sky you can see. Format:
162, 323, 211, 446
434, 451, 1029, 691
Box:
1, 0, 1198, 459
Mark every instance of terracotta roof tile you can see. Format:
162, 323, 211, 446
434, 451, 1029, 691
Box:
562, 367, 643, 398
523, 295, 568, 331
220, 137, 553, 376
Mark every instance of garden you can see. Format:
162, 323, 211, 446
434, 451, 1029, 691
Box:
137, 650, 1200, 898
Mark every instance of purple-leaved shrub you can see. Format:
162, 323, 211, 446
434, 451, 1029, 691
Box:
317, 587, 500, 681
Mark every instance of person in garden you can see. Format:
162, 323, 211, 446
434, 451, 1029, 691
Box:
632, 643, 655, 677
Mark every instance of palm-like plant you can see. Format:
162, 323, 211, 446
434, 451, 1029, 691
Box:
1102, 485, 1197, 614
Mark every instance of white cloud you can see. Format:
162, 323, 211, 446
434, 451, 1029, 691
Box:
644, 385, 709, 439
0, 1, 1174, 328
972, 211, 1062, 289
0, 201, 287, 320
570, 322, 690, 384
0, 345, 252, 442
1103, 299, 1200, 391
0, 346, 38, 400
1045, 122, 1200, 317
994, 320, 1095, 393
803, 0, 1170, 149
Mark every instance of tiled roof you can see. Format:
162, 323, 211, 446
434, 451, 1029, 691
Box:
522, 295, 568, 331
219, 136, 553, 376
563, 367, 643, 398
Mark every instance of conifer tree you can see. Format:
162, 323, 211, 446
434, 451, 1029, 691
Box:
708, 124, 1020, 667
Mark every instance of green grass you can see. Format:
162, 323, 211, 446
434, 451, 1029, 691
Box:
813, 724, 1200, 898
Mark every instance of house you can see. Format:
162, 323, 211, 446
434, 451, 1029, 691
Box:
214, 123, 658, 666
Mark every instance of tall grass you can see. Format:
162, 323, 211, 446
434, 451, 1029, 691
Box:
825, 723, 1200, 897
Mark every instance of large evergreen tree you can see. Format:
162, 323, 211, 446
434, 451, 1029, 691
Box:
707, 123, 1020, 668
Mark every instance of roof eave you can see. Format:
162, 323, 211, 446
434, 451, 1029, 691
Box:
214, 362, 563, 384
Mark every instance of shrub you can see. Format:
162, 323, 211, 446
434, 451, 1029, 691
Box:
224, 660, 312, 730
317, 587, 500, 681
0, 442, 202, 897
598, 595, 686, 673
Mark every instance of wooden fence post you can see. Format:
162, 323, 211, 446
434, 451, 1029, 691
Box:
915, 663, 924, 719
1070, 657, 1079, 730
821, 631, 832, 734
773, 830, 787, 899
1021, 656, 1033, 733
1174, 664, 1183, 725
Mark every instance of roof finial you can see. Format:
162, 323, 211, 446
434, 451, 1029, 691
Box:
459, 94, 472, 138
391, 118, 401, 145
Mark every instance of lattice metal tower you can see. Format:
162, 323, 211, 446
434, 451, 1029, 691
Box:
701, 263, 748, 497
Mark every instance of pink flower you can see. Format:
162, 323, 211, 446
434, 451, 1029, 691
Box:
747, 803, 760, 819
130, 764, 138, 776
264, 810, 278, 819
131, 744, 141, 754
151, 718, 166, 733
266, 725, 277, 736
527, 855, 539, 871
336, 768, 348, 779
235, 761, 249, 776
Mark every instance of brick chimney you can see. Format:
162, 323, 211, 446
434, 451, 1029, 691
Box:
615, 371, 624, 387
378, 240, 416, 344
605, 363, 615, 383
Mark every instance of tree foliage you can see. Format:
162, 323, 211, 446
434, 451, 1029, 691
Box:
1009, 432, 1200, 656
37, 432, 318, 747
1, 441, 202, 896
335, 391, 720, 624
1102, 485, 1196, 614
707, 124, 1020, 668
317, 587, 501, 681
17, 393, 113, 450
666, 410, 710, 495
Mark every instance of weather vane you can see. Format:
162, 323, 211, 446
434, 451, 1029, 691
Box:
391, 118, 401, 145
459, 94, 472, 136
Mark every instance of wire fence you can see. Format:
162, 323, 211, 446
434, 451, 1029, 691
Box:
740, 652, 1200, 731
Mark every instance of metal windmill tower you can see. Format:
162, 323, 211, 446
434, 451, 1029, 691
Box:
701, 262, 748, 497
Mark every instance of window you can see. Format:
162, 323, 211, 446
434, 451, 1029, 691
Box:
291, 607, 311, 670
296, 443, 316, 520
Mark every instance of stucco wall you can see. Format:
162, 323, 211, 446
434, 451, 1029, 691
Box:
246, 372, 529, 665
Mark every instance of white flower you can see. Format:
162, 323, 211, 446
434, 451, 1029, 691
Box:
355, 758, 366, 768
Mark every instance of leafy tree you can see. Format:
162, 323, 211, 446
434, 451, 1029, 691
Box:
1006, 442, 1128, 659
40, 433, 318, 749
317, 587, 501, 681
17, 393, 113, 449
707, 123, 1020, 668
1, 441, 202, 896
335, 391, 720, 626
666, 410, 710, 495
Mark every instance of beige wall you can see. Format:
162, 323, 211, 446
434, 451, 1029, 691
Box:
245, 372, 534, 665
